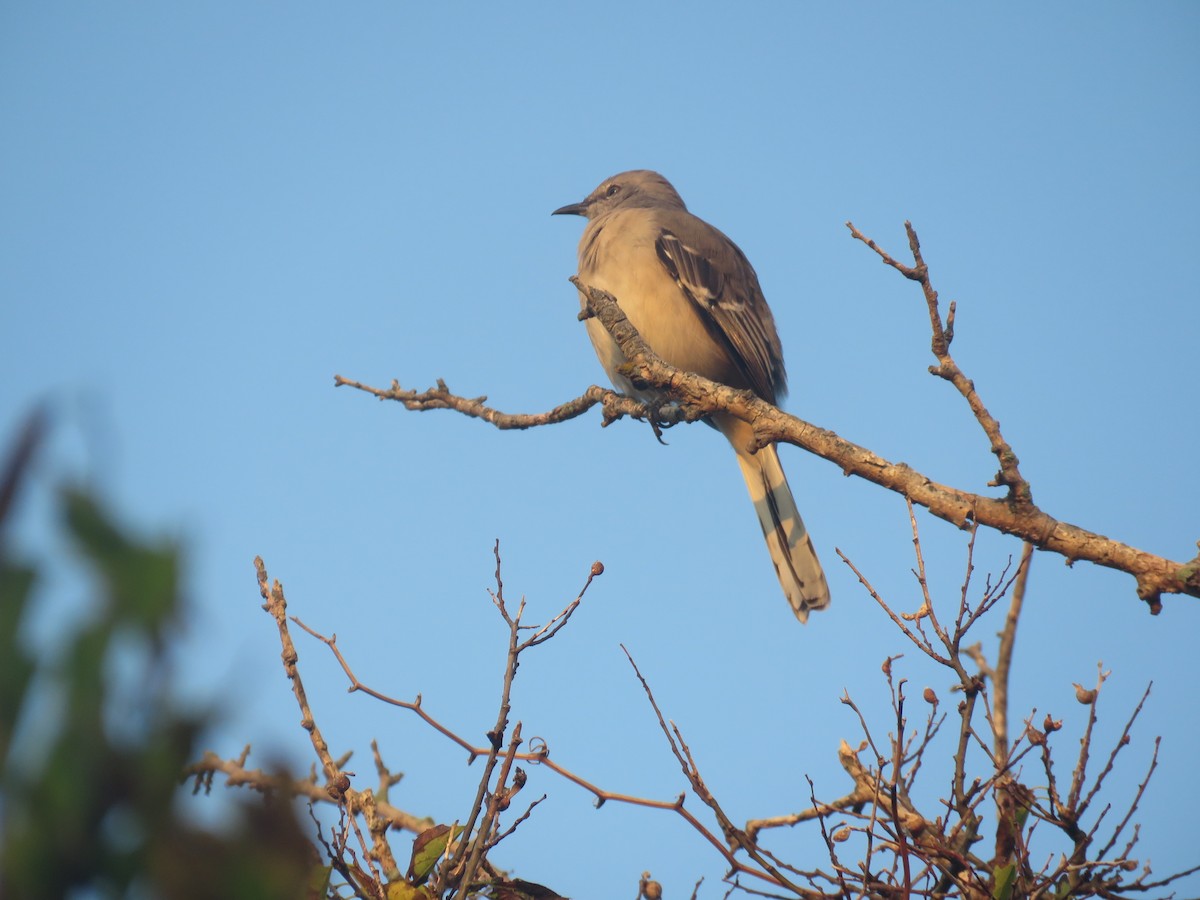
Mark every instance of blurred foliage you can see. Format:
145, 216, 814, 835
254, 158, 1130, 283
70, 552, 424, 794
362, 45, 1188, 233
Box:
0, 411, 318, 899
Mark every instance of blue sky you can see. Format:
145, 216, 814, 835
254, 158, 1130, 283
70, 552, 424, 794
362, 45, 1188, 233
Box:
3, 3, 1198, 896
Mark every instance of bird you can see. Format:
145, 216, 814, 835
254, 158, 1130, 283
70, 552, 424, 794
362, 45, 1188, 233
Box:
553, 170, 830, 621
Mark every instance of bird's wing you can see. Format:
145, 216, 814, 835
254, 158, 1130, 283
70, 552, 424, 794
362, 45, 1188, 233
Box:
654, 219, 786, 402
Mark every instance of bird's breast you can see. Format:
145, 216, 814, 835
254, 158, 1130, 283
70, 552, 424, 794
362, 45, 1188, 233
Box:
576, 212, 745, 392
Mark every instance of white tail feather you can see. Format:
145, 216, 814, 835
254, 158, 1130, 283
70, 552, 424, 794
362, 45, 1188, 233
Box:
732, 442, 830, 622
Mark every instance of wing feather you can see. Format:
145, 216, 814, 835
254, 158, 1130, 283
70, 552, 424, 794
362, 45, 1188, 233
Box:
655, 226, 787, 403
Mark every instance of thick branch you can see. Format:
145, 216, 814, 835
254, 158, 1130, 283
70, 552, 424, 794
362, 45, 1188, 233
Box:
336, 237, 1200, 611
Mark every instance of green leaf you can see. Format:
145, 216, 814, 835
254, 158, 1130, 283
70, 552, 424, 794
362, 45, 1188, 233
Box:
407, 824, 464, 884
993, 862, 1016, 900
308, 864, 333, 895
0, 560, 37, 766
62, 487, 180, 636
2, 474, 314, 898
1014, 803, 1030, 831
387, 882, 432, 900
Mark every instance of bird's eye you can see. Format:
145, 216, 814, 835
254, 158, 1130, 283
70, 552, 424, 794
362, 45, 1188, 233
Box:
606, 184, 621, 197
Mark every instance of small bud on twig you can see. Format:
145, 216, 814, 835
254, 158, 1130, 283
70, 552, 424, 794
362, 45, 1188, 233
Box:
639, 871, 663, 900
326, 772, 351, 799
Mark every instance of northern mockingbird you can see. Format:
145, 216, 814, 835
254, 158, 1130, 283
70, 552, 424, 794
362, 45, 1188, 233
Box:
553, 170, 831, 621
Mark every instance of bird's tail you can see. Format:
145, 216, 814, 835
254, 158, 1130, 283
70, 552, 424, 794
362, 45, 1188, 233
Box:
729, 434, 831, 622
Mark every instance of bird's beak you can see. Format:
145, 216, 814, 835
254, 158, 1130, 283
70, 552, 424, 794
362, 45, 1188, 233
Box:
551, 200, 587, 217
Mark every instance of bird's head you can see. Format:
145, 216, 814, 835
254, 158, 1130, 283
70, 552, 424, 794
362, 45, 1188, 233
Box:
552, 170, 687, 219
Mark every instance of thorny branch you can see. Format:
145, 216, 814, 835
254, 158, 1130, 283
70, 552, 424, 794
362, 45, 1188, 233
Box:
336, 224, 1200, 610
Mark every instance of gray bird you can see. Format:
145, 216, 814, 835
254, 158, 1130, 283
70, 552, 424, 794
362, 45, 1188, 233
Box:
553, 170, 830, 621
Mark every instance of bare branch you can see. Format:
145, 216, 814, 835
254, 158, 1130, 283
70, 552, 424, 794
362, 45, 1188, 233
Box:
333, 376, 699, 431
191, 529, 1194, 899
337, 227, 1200, 610
846, 221, 1030, 504
619, 645, 819, 896
993, 542, 1033, 762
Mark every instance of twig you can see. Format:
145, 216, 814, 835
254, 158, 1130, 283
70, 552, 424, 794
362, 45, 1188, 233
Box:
994, 543, 1033, 762
1078, 683, 1152, 818
1067, 665, 1110, 813
619, 645, 819, 896
846, 221, 1031, 506
255, 557, 399, 885
333, 376, 700, 432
